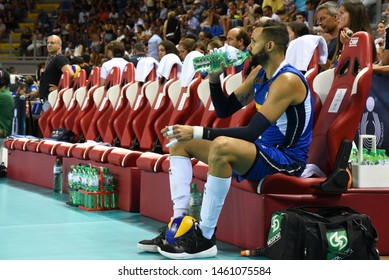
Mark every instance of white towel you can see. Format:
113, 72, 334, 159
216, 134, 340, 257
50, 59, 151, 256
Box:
135, 57, 159, 82
300, 163, 327, 178
285, 35, 328, 71
157, 53, 182, 80
180, 50, 203, 87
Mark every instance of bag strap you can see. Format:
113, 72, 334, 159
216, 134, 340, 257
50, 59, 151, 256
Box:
296, 205, 360, 216
288, 208, 331, 223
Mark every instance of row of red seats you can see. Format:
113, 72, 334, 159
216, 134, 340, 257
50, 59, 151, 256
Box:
6, 33, 389, 254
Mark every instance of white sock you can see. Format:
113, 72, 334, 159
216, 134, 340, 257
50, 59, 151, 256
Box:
199, 174, 231, 239
169, 156, 192, 218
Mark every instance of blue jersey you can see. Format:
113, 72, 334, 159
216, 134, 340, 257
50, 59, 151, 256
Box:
253, 62, 313, 167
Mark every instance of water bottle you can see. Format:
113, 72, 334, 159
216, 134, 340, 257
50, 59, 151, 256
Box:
241, 247, 266, 257
193, 45, 250, 73
53, 157, 62, 193
188, 183, 202, 221
360, 148, 371, 165
348, 148, 358, 169
103, 167, 114, 191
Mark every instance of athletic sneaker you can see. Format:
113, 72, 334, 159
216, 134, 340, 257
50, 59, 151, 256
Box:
137, 225, 167, 252
158, 222, 217, 259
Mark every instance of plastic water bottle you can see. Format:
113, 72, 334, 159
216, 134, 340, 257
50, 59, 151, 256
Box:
241, 247, 266, 257
188, 183, 202, 221
348, 148, 358, 169
53, 157, 62, 193
193, 45, 250, 73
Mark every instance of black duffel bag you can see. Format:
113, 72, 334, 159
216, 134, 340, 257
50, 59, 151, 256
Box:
262, 206, 379, 260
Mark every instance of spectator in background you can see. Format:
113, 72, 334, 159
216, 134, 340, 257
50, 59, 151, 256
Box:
163, 11, 181, 45
129, 42, 147, 68
158, 40, 179, 60
90, 33, 102, 66
379, 5, 389, 65
375, 21, 386, 62
315, 1, 339, 68
198, 31, 213, 46
193, 41, 207, 54
294, 11, 309, 27
262, 0, 284, 15
262, 5, 281, 22
287, 21, 310, 41
332, 0, 374, 67
178, 38, 196, 61
148, 27, 163, 61
226, 26, 250, 52
0, 68, 13, 138
81, 53, 92, 78
181, 9, 200, 37
100, 41, 129, 85
220, 1, 243, 36
206, 39, 224, 54
19, 27, 33, 57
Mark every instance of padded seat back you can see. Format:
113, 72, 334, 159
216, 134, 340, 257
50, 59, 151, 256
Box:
103, 63, 136, 145
139, 61, 180, 152
61, 69, 87, 130
38, 71, 71, 138
308, 31, 373, 175
73, 67, 101, 141
84, 66, 120, 141
120, 59, 158, 148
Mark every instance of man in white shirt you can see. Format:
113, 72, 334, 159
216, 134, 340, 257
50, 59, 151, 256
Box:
100, 41, 129, 86
147, 27, 163, 61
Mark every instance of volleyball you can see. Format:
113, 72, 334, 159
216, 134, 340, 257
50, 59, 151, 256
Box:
71, 64, 81, 78
166, 215, 196, 244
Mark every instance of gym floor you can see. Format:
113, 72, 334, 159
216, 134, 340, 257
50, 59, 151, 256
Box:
0, 178, 249, 260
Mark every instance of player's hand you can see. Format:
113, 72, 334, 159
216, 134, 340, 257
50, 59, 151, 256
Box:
161, 125, 194, 142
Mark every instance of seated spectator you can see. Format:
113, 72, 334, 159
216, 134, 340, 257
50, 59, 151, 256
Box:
287, 21, 310, 41
100, 41, 129, 85
193, 41, 207, 54
129, 42, 147, 68
220, 1, 243, 35
375, 21, 386, 62
262, 5, 281, 22
178, 38, 196, 61
158, 40, 179, 60
18, 26, 33, 57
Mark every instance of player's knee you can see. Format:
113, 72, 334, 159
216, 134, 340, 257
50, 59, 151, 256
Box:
208, 136, 231, 164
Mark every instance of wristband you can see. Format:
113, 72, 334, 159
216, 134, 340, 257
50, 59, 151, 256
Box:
192, 126, 204, 139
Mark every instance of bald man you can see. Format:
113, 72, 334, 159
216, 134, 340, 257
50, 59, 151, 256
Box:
29, 35, 74, 101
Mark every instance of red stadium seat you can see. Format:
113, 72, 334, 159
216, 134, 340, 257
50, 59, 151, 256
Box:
138, 54, 181, 152
38, 72, 71, 138
103, 63, 136, 145
120, 58, 159, 148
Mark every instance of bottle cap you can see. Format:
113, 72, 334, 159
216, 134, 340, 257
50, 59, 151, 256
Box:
240, 250, 250, 256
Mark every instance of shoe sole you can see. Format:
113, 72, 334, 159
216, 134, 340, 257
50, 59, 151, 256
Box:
137, 243, 159, 253
158, 245, 218, 260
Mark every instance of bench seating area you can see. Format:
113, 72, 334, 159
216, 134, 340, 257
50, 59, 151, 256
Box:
5, 36, 389, 255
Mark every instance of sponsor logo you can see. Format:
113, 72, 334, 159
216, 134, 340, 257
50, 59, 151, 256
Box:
326, 229, 349, 260
358, 96, 384, 149
267, 214, 283, 247
349, 37, 359, 47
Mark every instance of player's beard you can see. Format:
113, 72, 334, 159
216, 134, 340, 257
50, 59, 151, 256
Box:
250, 47, 270, 68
